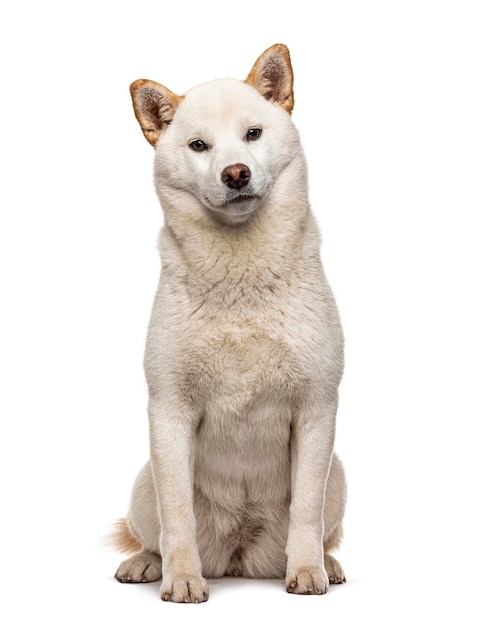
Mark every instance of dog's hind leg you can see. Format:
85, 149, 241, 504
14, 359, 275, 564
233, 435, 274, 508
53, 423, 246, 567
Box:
113, 462, 163, 583
115, 550, 162, 583
323, 452, 347, 585
324, 551, 346, 584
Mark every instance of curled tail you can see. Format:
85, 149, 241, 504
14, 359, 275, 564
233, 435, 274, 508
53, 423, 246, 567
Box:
108, 518, 142, 554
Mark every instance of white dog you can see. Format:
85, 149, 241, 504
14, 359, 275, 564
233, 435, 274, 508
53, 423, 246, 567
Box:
113, 44, 347, 603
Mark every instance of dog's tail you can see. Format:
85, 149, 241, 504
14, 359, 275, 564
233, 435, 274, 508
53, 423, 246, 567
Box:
107, 518, 142, 554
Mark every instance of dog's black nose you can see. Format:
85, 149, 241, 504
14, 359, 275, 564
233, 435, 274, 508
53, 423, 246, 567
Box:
221, 163, 251, 190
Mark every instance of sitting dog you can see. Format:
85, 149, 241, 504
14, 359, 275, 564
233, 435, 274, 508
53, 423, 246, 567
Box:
113, 43, 347, 603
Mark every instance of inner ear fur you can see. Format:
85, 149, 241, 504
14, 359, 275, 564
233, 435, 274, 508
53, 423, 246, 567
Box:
130, 79, 184, 147
245, 43, 294, 114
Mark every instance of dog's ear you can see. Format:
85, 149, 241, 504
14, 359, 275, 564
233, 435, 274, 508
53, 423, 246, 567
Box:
130, 80, 184, 148
245, 44, 294, 114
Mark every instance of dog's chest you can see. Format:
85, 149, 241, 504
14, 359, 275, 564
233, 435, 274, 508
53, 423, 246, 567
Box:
187, 316, 301, 408
183, 318, 296, 497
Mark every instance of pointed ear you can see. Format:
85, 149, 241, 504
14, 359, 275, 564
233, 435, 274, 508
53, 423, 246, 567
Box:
129, 79, 184, 147
245, 44, 294, 114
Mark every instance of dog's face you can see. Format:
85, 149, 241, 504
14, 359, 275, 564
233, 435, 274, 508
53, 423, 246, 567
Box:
155, 79, 299, 223
130, 45, 300, 224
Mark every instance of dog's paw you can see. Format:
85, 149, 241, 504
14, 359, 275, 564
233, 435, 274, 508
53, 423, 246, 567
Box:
160, 574, 209, 603
115, 552, 162, 583
324, 554, 346, 584
286, 567, 329, 595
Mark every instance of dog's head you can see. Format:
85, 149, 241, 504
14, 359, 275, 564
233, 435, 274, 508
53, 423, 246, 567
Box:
130, 44, 302, 225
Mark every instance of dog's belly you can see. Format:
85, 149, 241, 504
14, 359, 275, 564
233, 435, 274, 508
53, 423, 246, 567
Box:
194, 394, 292, 505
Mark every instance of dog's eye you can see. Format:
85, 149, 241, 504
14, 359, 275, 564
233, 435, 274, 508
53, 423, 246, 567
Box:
246, 128, 262, 141
189, 139, 208, 152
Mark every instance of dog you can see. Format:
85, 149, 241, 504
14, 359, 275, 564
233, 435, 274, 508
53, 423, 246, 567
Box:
112, 43, 347, 603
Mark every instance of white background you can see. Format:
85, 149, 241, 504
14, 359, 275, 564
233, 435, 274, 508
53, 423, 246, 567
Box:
1, 1, 490, 624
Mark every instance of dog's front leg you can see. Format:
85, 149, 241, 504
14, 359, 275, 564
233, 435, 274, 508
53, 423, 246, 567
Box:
148, 397, 208, 603
285, 395, 338, 595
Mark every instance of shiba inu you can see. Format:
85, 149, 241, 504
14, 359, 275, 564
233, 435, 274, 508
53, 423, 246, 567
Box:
112, 43, 347, 603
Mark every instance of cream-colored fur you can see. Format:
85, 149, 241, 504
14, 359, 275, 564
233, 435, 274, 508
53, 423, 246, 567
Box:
114, 44, 347, 603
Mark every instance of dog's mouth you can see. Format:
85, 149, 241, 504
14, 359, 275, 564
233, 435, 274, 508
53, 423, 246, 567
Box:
223, 193, 259, 207
204, 192, 262, 224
